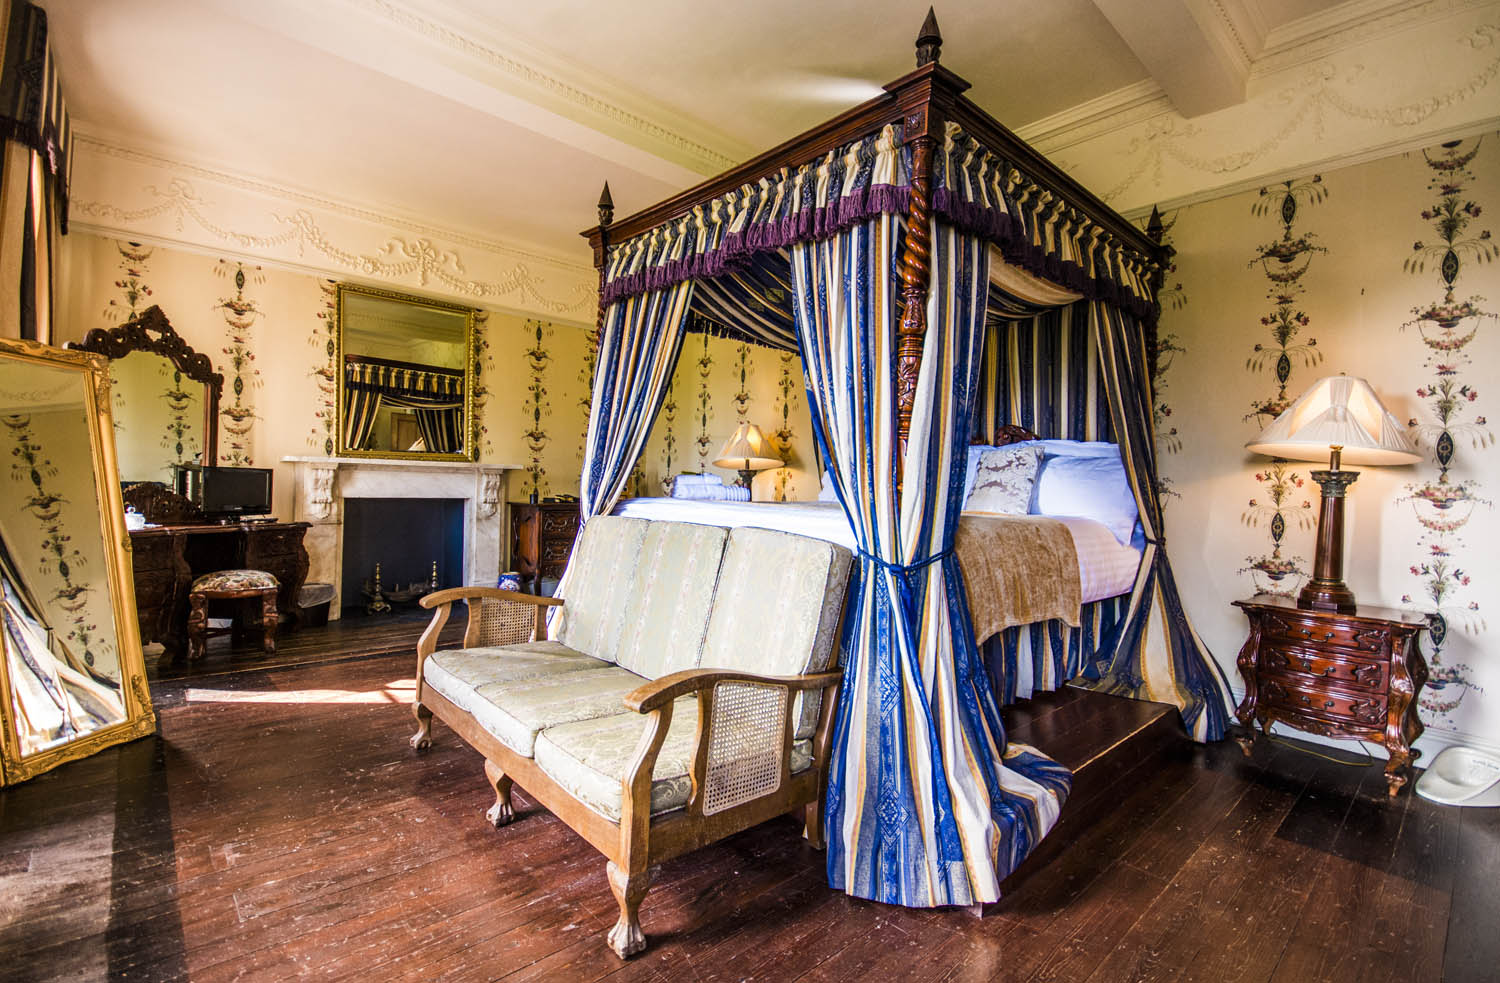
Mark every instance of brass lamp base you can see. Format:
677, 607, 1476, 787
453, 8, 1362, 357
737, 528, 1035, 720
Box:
1299, 464, 1359, 614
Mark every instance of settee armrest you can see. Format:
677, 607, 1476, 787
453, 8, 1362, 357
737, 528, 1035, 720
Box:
416, 587, 564, 663
619, 667, 843, 830
623, 668, 842, 714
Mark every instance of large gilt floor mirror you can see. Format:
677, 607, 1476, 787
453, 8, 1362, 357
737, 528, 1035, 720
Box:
0, 338, 156, 785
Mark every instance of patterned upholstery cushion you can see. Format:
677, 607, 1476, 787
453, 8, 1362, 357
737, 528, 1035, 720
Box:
699, 527, 852, 738
966, 444, 1044, 514
534, 702, 813, 822
190, 569, 279, 592
461, 667, 650, 757
612, 521, 727, 680
551, 516, 650, 663
423, 641, 609, 717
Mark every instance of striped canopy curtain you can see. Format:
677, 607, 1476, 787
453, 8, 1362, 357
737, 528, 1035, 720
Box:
579, 282, 695, 519
342, 387, 382, 450
792, 215, 1069, 908
0, 0, 70, 344
1079, 301, 1231, 742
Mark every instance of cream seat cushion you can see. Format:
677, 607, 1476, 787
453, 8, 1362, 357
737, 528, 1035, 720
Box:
423, 641, 608, 718
551, 516, 650, 663
463, 667, 652, 758
534, 702, 814, 822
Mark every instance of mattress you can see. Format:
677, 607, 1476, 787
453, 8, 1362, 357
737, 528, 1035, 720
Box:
611, 498, 1140, 604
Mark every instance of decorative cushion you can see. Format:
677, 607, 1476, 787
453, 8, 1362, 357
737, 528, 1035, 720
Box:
965, 444, 1044, 515
551, 516, 650, 663
190, 569, 279, 593
613, 521, 728, 680
534, 701, 813, 822
423, 641, 610, 718
1033, 453, 1140, 545
463, 667, 650, 757
698, 526, 852, 738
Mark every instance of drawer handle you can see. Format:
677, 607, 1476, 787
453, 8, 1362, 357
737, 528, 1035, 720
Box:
1324, 631, 1335, 641
1299, 694, 1335, 709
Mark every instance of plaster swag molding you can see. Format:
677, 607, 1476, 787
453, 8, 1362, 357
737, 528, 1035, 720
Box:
1021, 3, 1500, 214
68, 135, 597, 321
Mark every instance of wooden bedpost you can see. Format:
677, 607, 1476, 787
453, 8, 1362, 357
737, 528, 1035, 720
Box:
894, 8, 945, 499
1144, 204, 1172, 392
593, 182, 615, 352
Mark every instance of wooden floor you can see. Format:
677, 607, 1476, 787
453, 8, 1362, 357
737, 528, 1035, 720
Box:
3, 632, 1497, 981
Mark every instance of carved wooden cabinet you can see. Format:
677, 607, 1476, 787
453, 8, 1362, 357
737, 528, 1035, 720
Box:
130, 522, 310, 659
509, 502, 581, 594
1233, 594, 1428, 796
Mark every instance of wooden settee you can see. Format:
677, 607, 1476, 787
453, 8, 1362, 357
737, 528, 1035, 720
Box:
409, 515, 852, 957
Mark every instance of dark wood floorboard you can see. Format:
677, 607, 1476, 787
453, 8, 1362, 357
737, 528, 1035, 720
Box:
1, 640, 1489, 982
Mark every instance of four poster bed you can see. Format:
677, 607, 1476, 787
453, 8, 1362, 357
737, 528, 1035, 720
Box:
573, 14, 1230, 911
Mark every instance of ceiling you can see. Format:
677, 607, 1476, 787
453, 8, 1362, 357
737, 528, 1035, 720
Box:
46, 0, 1384, 270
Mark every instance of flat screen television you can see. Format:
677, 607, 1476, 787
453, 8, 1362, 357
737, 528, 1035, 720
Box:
178, 466, 273, 518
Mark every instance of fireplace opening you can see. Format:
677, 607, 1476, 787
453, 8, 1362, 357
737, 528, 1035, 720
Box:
341, 497, 464, 616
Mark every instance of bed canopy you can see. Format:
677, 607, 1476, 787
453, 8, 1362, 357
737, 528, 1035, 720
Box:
575, 11, 1229, 909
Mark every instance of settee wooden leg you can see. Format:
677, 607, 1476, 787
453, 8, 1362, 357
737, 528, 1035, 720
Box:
803, 799, 826, 850
410, 702, 433, 752
605, 861, 654, 958
483, 759, 515, 827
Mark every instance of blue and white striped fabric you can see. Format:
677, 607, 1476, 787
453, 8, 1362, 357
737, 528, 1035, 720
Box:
580, 282, 695, 520
688, 258, 799, 352
981, 595, 1128, 707
792, 215, 1069, 908
1076, 301, 1231, 742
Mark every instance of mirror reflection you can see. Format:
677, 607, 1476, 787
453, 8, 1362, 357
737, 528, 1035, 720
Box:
0, 359, 125, 755
337, 284, 475, 460
110, 349, 204, 482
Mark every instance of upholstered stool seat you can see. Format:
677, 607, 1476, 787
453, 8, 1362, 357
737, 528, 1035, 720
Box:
187, 569, 280, 661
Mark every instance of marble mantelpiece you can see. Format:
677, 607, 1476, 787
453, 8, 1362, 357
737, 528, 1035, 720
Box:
282, 456, 523, 619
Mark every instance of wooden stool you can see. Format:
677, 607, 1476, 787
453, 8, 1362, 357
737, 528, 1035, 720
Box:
187, 569, 280, 662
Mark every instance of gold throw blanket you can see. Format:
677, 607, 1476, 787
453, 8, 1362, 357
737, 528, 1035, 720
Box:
955, 513, 1082, 645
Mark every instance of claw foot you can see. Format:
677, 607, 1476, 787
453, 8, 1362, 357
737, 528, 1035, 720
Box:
607, 917, 646, 958
485, 799, 515, 827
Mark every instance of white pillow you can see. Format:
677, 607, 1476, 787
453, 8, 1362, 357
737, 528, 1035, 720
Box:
965, 445, 1043, 515
818, 470, 838, 502
1033, 454, 1139, 545
964, 440, 1121, 501
963, 444, 996, 502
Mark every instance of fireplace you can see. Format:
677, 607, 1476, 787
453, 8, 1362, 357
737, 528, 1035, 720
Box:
340, 497, 464, 615
282, 456, 521, 620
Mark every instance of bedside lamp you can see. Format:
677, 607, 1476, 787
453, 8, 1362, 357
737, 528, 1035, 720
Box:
1246, 375, 1421, 612
712, 422, 783, 499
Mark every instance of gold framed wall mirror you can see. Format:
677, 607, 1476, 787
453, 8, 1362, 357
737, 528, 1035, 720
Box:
0, 338, 156, 786
335, 283, 477, 462
69, 306, 225, 481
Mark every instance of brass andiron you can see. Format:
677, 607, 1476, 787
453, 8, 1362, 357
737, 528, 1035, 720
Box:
365, 562, 392, 616
429, 560, 439, 592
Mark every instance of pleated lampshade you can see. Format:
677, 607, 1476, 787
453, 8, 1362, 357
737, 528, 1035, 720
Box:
1246, 375, 1421, 466
712, 422, 783, 472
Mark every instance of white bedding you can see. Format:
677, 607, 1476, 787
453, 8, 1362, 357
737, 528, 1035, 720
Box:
611, 498, 1140, 604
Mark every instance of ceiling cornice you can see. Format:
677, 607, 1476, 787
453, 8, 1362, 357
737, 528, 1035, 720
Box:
67, 130, 597, 322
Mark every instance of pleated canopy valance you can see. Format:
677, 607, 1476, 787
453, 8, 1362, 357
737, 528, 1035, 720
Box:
344, 357, 463, 403
1, 1, 71, 225
601, 123, 1159, 321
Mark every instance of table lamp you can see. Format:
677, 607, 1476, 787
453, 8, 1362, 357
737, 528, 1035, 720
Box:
1246, 375, 1421, 612
713, 422, 783, 499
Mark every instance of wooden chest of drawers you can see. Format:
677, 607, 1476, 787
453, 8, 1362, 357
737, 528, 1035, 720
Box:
509, 502, 581, 594
1233, 594, 1429, 796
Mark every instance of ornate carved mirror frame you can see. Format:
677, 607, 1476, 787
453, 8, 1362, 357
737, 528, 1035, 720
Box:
69, 305, 225, 467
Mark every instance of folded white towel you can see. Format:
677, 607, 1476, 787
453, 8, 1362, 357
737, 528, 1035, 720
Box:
672, 483, 750, 501
672, 472, 723, 488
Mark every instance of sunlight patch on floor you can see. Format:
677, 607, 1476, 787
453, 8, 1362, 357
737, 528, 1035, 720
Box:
183, 679, 416, 705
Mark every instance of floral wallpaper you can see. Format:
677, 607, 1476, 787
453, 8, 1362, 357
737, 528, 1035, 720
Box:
521, 319, 552, 497
1398, 137, 1497, 717
214, 261, 266, 467
56, 233, 596, 522
1160, 130, 1500, 753
1238, 178, 1326, 597
693, 332, 715, 470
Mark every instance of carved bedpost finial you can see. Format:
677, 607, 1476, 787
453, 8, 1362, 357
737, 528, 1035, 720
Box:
1146, 204, 1165, 244
915, 7, 942, 67
597, 182, 614, 229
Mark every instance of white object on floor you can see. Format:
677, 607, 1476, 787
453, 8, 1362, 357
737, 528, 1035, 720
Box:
1415, 746, 1500, 807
